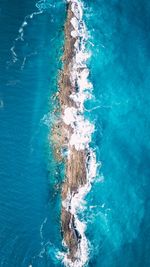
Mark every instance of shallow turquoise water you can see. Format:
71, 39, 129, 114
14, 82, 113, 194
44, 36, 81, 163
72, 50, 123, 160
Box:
0, 0, 150, 267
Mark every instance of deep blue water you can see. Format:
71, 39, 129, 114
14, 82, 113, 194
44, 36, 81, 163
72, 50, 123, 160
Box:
0, 0, 150, 267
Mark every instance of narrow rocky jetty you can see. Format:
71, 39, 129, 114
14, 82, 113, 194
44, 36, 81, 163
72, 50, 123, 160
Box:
52, 0, 96, 265
60, 1, 87, 262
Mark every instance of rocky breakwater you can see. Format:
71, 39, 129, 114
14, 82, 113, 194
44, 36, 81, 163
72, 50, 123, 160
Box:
53, 0, 97, 266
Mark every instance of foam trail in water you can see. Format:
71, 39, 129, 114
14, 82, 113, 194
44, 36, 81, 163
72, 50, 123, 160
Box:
40, 217, 47, 244
60, 0, 98, 266
10, 9, 43, 65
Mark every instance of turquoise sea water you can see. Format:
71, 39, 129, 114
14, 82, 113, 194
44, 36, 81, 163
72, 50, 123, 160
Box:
0, 0, 150, 267
84, 1, 150, 266
0, 1, 65, 266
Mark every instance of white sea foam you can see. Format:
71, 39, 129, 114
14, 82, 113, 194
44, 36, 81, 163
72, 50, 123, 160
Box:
69, 119, 94, 150
71, 30, 78, 38
40, 217, 47, 242
62, 107, 77, 125
61, 1, 98, 266
62, 107, 94, 150
71, 17, 79, 30
71, 3, 82, 20
75, 51, 90, 64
